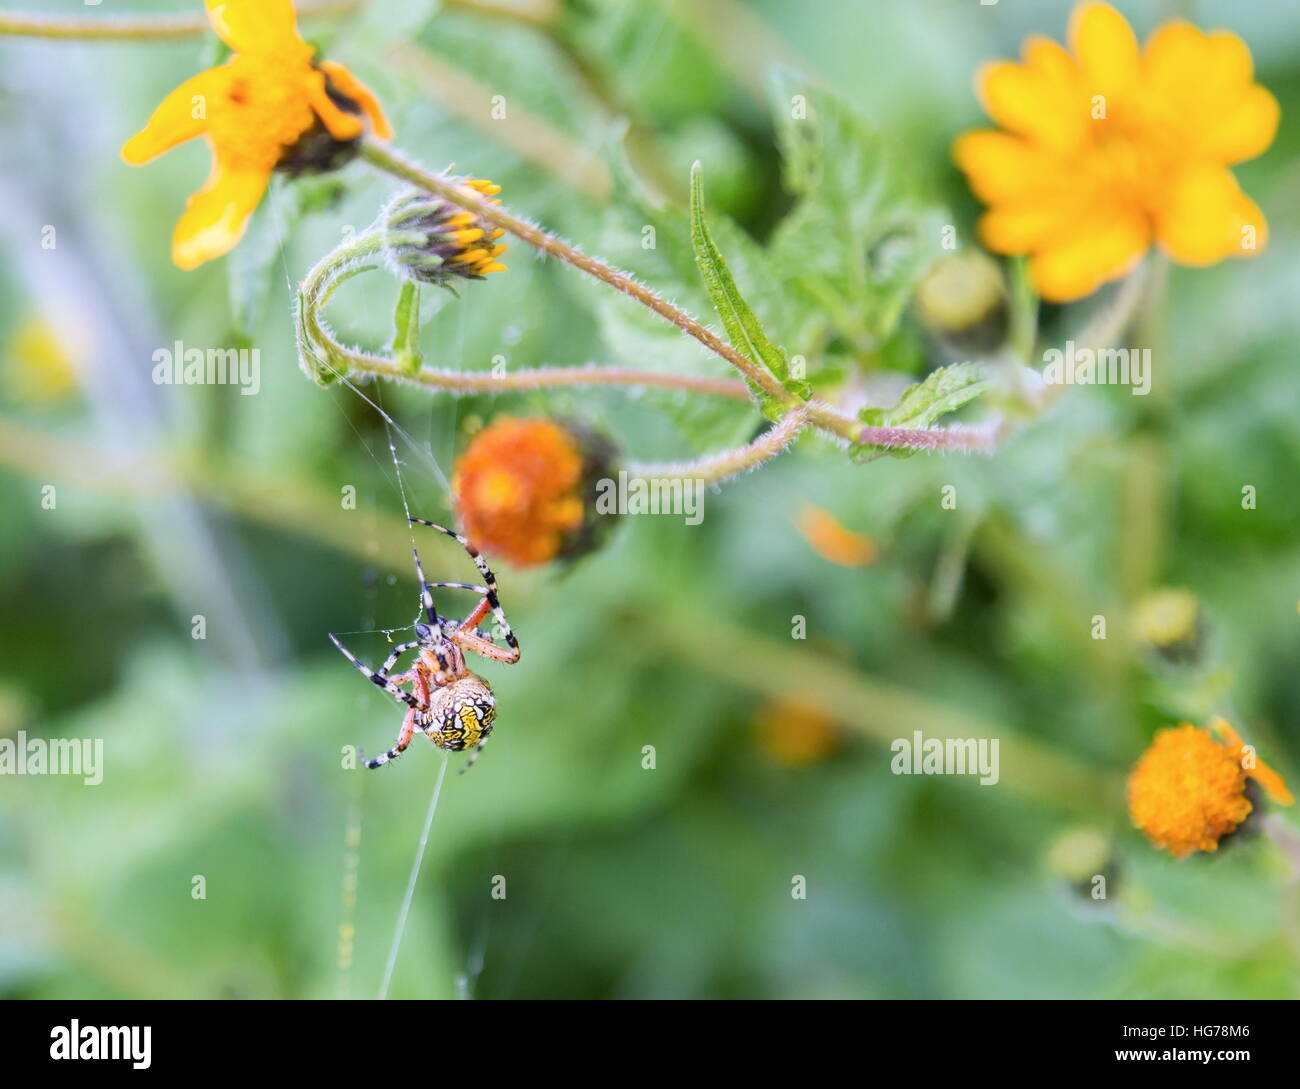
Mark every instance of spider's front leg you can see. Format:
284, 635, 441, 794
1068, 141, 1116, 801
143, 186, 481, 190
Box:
329, 633, 422, 709
363, 706, 419, 770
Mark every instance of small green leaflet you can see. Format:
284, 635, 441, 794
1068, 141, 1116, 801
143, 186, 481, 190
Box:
390, 281, 423, 373
689, 162, 812, 418
856, 361, 989, 460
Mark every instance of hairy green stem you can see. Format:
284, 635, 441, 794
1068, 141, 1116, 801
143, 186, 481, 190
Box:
628, 408, 808, 485
0, 0, 359, 40
360, 141, 790, 405
0, 0, 556, 40
296, 223, 753, 399
356, 352, 752, 399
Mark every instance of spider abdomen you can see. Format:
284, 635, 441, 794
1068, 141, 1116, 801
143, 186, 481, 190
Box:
425, 675, 496, 752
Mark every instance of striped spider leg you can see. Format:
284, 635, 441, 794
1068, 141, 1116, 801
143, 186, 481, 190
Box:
408, 517, 520, 666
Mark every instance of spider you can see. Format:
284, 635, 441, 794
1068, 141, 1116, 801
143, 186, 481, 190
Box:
330, 518, 520, 773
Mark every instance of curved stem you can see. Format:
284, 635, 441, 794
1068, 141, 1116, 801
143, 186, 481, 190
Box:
629, 408, 808, 486
356, 352, 751, 400
442, 0, 560, 30
358, 141, 996, 454
0, 0, 557, 40
0, 0, 359, 40
296, 224, 752, 400
359, 141, 790, 407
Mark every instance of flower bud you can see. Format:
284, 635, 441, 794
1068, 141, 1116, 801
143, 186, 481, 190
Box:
914, 251, 1008, 357
753, 698, 840, 767
1045, 827, 1118, 905
1132, 588, 1203, 665
383, 184, 508, 287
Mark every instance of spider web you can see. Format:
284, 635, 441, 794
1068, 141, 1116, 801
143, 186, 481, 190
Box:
263, 183, 477, 1002
258, 44, 647, 988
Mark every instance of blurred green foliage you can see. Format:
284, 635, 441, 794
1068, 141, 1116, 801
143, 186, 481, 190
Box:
1, 0, 1299, 999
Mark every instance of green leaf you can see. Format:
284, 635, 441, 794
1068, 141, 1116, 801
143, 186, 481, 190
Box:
766, 75, 943, 355
689, 162, 812, 416
588, 176, 756, 455
862, 361, 989, 429
390, 281, 422, 373
591, 291, 756, 454
855, 362, 989, 460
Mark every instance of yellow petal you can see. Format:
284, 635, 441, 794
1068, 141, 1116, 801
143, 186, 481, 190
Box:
171, 159, 270, 270
1145, 25, 1254, 103
1155, 164, 1266, 266
1200, 28, 1256, 89
205, 0, 301, 53
1028, 206, 1148, 302
122, 67, 229, 165
951, 130, 1071, 205
1141, 20, 1204, 98
978, 196, 1090, 255
976, 60, 1087, 152
1201, 84, 1280, 165
1142, 22, 1264, 154
1211, 718, 1294, 806
1251, 762, 1296, 806
1068, 2, 1140, 100
317, 60, 394, 141
303, 69, 364, 142
1021, 34, 1079, 89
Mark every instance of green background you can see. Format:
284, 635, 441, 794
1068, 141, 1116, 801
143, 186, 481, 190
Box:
1, 0, 1298, 999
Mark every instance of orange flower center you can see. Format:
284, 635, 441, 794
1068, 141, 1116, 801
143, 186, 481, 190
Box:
206, 47, 318, 172
1084, 106, 1186, 212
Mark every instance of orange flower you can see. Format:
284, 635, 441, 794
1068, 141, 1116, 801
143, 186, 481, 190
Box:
453, 417, 617, 568
122, 0, 392, 269
1128, 718, 1293, 858
954, 2, 1277, 302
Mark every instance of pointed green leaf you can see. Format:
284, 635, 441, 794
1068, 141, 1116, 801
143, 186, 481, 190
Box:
689, 162, 812, 416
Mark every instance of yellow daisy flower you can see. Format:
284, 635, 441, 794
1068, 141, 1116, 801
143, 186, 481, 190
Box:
954, 2, 1278, 302
122, 0, 392, 270
1128, 718, 1293, 859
